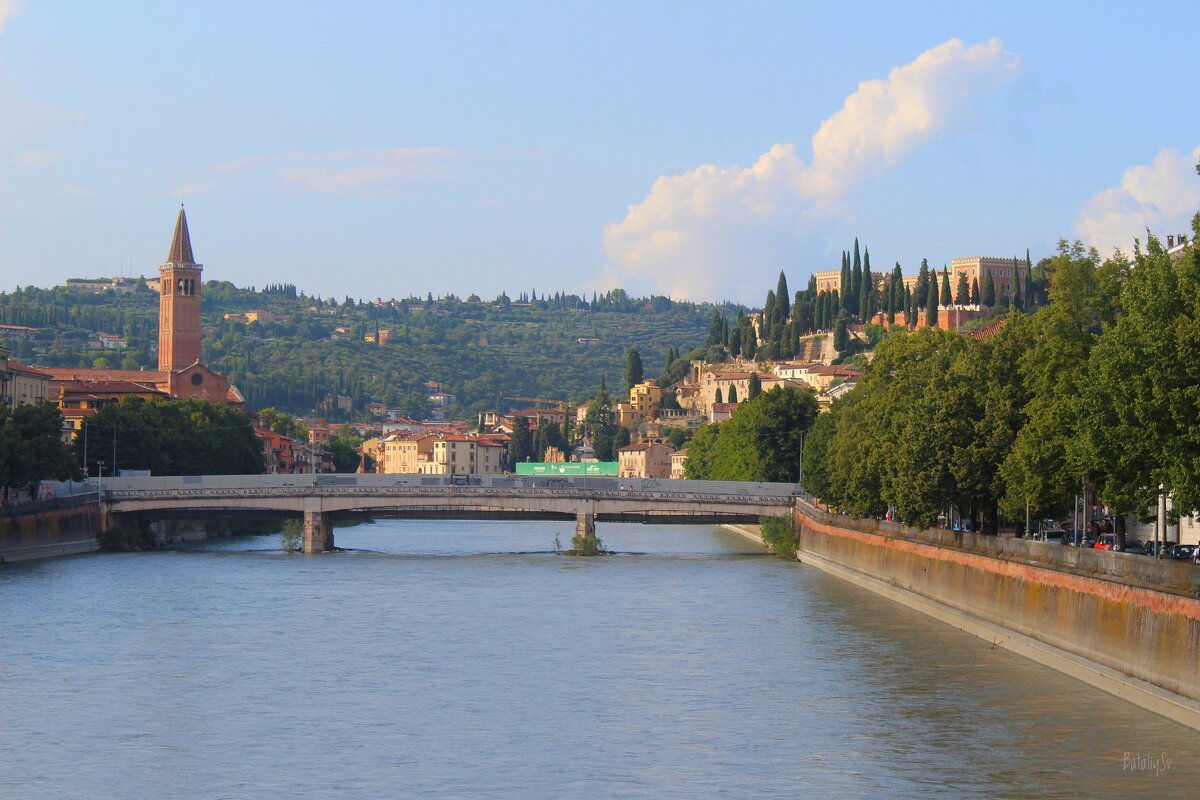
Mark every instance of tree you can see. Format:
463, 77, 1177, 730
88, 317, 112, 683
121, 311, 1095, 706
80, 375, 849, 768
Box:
509, 414, 533, 466
954, 273, 970, 305
926, 280, 939, 327
850, 239, 863, 314
75, 397, 263, 477
1084, 235, 1192, 520
940, 268, 952, 307
859, 249, 874, 321
685, 387, 819, 481
714, 387, 723, 404
833, 313, 849, 352
3, 403, 79, 488
728, 385, 739, 403
748, 372, 762, 400
625, 347, 644, 392
971, 277, 981, 306
774, 271, 790, 327
1012, 271, 1024, 311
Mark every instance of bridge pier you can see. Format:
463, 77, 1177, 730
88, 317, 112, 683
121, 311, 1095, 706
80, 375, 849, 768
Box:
575, 510, 595, 541
302, 511, 334, 554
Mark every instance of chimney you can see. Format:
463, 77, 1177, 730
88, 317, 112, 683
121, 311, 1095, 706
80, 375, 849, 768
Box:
1168, 235, 1175, 248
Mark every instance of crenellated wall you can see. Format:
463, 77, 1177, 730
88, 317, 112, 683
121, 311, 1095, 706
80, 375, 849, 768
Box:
792, 501, 1200, 728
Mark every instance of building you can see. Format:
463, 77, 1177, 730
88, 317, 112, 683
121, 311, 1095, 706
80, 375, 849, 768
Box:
949, 257, 1028, 302
617, 442, 671, 478
0, 347, 52, 407
670, 449, 688, 480
814, 268, 841, 295
616, 379, 663, 428
41, 208, 244, 417
378, 433, 505, 475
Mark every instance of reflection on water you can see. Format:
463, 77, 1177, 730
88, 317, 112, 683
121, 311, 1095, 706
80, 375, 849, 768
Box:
1, 519, 1196, 799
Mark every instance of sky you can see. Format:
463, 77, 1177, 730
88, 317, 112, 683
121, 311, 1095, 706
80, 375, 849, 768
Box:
0, 1, 1197, 305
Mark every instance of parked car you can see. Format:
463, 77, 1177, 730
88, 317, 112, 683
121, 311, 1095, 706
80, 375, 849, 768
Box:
1142, 541, 1179, 558
1170, 544, 1196, 561
1123, 539, 1148, 555
1061, 530, 1088, 547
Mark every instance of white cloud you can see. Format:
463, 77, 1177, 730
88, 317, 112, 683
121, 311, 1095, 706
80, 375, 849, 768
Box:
0, 0, 19, 35
603, 38, 1020, 300
1074, 145, 1200, 255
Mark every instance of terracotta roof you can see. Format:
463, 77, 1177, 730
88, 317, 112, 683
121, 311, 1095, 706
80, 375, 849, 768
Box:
617, 442, 652, 452
7, 361, 51, 378
967, 318, 1007, 340
42, 367, 169, 383
166, 206, 197, 265
57, 379, 168, 395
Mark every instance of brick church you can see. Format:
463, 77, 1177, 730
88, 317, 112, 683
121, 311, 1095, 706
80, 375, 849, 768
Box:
46, 208, 244, 433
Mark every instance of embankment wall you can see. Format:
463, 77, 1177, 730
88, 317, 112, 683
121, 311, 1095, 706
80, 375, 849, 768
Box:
792, 501, 1200, 725
0, 495, 102, 563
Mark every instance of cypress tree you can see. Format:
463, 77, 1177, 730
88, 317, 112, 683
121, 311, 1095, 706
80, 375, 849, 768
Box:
763, 290, 775, 343
814, 291, 824, 330
850, 239, 862, 313
775, 271, 790, 323
839, 252, 851, 314
714, 387, 723, 404
748, 372, 762, 399
926, 279, 939, 327
859, 248, 873, 321
916, 259, 930, 309
970, 277, 981, 305
722, 316, 730, 347
831, 290, 840, 321
833, 312, 849, 351
728, 385, 738, 403
983, 269, 996, 307
954, 273, 970, 305
1012, 272, 1024, 311
940, 268, 952, 307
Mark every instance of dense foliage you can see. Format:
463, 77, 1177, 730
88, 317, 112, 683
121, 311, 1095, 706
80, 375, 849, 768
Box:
685, 387, 819, 482
804, 219, 1200, 531
0, 403, 79, 489
74, 397, 264, 476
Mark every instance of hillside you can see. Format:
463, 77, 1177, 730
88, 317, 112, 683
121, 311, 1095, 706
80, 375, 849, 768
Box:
0, 281, 723, 419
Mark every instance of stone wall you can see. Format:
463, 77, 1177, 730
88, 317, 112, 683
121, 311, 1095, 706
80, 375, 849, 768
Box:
0, 495, 102, 563
792, 501, 1200, 709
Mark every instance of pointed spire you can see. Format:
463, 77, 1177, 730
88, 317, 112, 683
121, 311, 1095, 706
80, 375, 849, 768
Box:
166, 205, 197, 265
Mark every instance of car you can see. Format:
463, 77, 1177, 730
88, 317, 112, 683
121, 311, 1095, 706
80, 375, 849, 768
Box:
1170, 544, 1196, 561
1123, 539, 1148, 555
1094, 533, 1119, 551
1142, 541, 1179, 558
1061, 530, 1088, 547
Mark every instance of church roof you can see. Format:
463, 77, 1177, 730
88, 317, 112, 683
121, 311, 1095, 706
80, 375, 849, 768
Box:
166, 206, 198, 265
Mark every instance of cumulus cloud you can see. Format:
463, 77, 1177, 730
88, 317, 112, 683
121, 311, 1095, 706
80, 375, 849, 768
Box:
603, 38, 1021, 300
1074, 145, 1200, 255
0, 0, 19, 35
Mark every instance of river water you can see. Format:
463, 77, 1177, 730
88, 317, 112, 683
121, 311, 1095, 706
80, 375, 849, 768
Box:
2, 519, 1197, 799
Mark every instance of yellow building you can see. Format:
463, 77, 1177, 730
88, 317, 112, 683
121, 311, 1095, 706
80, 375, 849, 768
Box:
0, 347, 51, 406
617, 379, 664, 429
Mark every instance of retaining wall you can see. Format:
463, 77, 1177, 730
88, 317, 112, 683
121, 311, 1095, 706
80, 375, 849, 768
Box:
0, 495, 102, 563
793, 501, 1200, 712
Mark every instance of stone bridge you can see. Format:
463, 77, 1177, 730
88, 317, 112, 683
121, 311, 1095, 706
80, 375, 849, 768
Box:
98, 474, 800, 553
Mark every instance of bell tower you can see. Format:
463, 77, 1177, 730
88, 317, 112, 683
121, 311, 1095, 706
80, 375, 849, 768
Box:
158, 206, 203, 372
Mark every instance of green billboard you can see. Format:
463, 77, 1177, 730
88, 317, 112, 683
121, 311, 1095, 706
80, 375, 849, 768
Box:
515, 462, 618, 476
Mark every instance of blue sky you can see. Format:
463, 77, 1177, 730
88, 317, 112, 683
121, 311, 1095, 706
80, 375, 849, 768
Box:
0, 1, 1197, 304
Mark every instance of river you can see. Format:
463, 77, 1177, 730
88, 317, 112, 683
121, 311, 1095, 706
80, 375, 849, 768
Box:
1, 519, 1197, 798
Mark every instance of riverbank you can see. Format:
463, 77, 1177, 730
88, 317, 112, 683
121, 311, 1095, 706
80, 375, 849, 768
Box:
790, 499, 1200, 731
722, 523, 765, 546
0, 495, 102, 563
